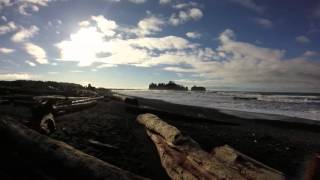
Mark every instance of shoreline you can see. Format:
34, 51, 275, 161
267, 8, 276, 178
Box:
116, 92, 320, 127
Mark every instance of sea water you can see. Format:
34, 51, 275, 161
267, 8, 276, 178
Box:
116, 90, 320, 121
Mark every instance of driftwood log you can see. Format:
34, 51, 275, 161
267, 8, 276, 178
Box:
111, 94, 139, 106
137, 113, 285, 180
0, 118, 148, 180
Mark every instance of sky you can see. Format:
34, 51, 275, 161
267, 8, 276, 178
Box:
0, 0, 320, 92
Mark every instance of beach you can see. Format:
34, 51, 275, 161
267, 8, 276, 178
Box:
1, 93, 320, 179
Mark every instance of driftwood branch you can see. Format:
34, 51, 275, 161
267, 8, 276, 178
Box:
137, 113, 285, 180
0, 118, 148, 180
88, 139, 119, 150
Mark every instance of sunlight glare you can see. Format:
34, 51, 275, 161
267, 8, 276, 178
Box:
56, 27, 111, 66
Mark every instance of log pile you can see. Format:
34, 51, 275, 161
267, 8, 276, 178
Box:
0, 95, 103, 114
0, 118, 148, 180
1, 95, 103, 134
137, 113, 285, 180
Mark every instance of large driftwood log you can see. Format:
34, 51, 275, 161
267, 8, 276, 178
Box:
111, 94, 139, 106
137, 113, 285, 180
0, 118, 148, 180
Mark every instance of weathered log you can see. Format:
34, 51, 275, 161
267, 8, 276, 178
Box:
0, 118, 148, 180
112, 94, 139, 106
53, 100, 98, 114
137, 113, 190, 146
137, 113, 285, 180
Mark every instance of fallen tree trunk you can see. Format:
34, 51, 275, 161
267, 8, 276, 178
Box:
53, 100, 98, 115
0, 118, 148, 180
137, 113, 285, 180
111, 94, 139, 106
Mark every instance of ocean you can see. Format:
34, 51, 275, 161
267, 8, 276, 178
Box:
116, 90, 320, 121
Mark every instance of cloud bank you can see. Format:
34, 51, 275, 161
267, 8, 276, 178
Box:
55, 15, 320, 91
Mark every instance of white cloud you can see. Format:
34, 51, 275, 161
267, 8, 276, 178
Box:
79, 20, 90, 27
253, 17, 273, 28
70, 70, 83, 73
97, 64, 117, 68
295, 35, 310, 43
104, 0, 121, 2
169, 8, 203, 26
19, 0, 51, 6
17, 0, 51, 15
192, 29, 320, 90
56, 15, 195, 66
1, 16, 7, 22
0, 0, 54, 16
303, 51, 317, 57
91, 15, 118, 36
129, 36, 197, 50
172, 2, 198, 9
25, 60, 36, 67
189, 8, 203, 19
0, 73, 31, 80
0, 0, 11, 10
0, 47, 15, 54
0, 21, 17, 35
144, 29, 320, 91
18, 3, 37, 15
56, 26, 196, 67
24, 43, 48, 64
186, 31, 201, 39
163, 66, 196, 73
128, 0, 146, 4
134, 15, 165, 36
159, 0, 171, 5
229, 0, 264, 13
0, 0, 51, 15
11, 25, 39, 42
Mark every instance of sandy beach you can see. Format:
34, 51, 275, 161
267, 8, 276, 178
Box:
1, 94, 320, 179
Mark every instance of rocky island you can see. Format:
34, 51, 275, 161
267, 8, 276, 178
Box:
149, 81, 188, 91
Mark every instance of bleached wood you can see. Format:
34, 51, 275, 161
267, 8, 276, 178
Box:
137, 113, 285, 180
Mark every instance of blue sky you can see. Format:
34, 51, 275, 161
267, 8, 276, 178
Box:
0, 0, 320, 92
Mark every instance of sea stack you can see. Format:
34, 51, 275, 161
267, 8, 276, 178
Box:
149, 81, 188, 91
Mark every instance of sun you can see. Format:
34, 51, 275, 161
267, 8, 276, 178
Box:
56, 27, 110, 66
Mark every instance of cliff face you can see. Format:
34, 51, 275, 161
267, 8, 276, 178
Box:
149, 81, 188, 91
191, 86, 206, 91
